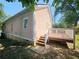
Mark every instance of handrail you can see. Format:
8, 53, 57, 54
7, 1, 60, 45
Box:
45, 30, 49, 47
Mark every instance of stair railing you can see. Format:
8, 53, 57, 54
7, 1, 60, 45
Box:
45, 30, 49, 47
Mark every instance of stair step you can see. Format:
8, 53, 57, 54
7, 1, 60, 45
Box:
39, 38, 45, 40
40, 36, 45, 38
36, 36, 45, 46
38, 39, 45, 43
40, 37, 45, 39
36, 42, 45, 46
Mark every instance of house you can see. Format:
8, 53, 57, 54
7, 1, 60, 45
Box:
3, 4, 52, 46
2, 4, 75, 48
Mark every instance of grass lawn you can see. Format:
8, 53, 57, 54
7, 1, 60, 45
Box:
75, 34, 79, 48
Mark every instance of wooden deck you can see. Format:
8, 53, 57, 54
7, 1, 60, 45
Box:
48, 34, 74, 43
48, 37, 73, 43
48, 28, 74, 43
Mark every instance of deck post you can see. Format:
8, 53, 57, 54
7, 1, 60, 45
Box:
73, 29, 75, 49
45, 32, 48, 48
34, 38, 37, 46
34, 42, 36, 46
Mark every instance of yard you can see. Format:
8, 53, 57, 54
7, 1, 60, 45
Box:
75, 35, 79, 48
0, 34, 79, 59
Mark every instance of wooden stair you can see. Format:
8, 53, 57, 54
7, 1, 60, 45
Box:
36, 36, 45, 46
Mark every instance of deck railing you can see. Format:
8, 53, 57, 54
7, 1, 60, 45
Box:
48, 28, 74, 40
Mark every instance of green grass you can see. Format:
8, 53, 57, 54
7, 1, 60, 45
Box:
75, 34, 79, 48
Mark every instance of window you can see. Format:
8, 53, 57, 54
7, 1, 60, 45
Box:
23, 18, 28, 29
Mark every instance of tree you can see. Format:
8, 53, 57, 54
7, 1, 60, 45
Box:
53, 0, 79, 27
0, 3, 5, 30
53, 19, 69, 28
0, 3, 4, 18
5, 0, 49, 10
5, 0, 79, 27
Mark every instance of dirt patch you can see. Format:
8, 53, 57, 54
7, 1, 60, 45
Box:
0, 42, 79, 59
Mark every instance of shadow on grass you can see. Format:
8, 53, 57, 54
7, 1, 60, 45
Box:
0, 36, 34, 59
0, 36, 79, 59
0, 44, 79, 59
43, 49, 79, 59
0, 37, 33, 47
0, 32, 33, 47
0, 46, 41, 59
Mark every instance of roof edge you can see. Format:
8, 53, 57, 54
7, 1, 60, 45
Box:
4, 4, 49, 24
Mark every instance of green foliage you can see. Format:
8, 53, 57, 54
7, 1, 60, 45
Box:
75, 24, 79, 34
0, 3, 6, 30
5, 0, 50, 10
53, 0, 79, 27
54, 20, 68, 28
75, 25, 79, 29
75, 35, 79, 48
5, 0, 79, 27
0, 3, 4, 18
0, 21, 2, 30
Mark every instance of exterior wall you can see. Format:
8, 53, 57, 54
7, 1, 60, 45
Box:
4, 12, 34, 41
34, 6, 52, 40
3, 5, 53, 43
21, 12, 34, 41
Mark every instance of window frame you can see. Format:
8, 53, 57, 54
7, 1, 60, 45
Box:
23, 17, 28, 30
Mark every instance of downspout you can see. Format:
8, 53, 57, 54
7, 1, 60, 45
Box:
33, 12, 36, 46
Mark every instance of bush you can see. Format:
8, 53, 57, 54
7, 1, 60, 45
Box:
75, 25, 79, 34
1, 32, 7, 39
0, 38, 33, 47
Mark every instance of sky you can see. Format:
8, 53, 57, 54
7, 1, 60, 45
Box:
0, 0, 61, 23
0, 0, 24, 16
